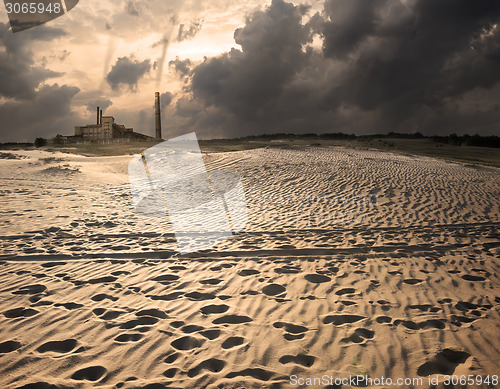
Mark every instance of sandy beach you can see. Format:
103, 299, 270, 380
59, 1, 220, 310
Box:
0, 146, 499, 388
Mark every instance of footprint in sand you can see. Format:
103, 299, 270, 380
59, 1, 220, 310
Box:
323, 314, 366, 325
120, 316, 159, 329
0, 340, 22, 353
170, 321, 185, 328
304, 274, 331, 283
417, 349, 470, 376
200, 278, 223, 285
376, 315, 392, 324
199, 329, 221, 340
393, 319, 445, 330
136, 308, 168, 319
273, 321, 308, 341
274, 265, 301, 274
201, 304, 229, 315
163, 367, 179, 378
212, 315, 253, 325
339, 300, 357, 306
12, 284, 46, 295
187, 358, 226, 377
403, 278, 424, 285
455, 301, 481, 311
450, 315, 477, 327
147, 292, 184, 301
262, 283, 286, 296
71, 366, 107, 381
115, 333, 143, 343
54, 302, 83, 310
461, 274, 486, 281
86, 276, 118, 284
36, 339, 80, 354
93, 308, 125, 320
225, 368, 275, 381
279, 353, 316, 367
164, 352, 180, 364
151, 274, 180, 283
171, 336, 204, 350
238, 269, 260, 276
222, 336, 245, 349
168, 265, 187, 271
185, 292, 216, 301
340, 328, 375, 344
335, 288, 356, 296
111, 270, 130, 276
408, 304, 441, 313
4, 307, 39, 318
29, 296, 53, 307
181, 324, 204, 333
91, 293, 118, 302
241, 290, 259, 296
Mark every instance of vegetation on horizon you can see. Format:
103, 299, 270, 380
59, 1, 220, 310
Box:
229, 132, 500, 148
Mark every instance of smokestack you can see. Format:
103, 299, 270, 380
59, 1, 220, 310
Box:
155, 92, 162, 139
100, 110, 103, 127
97, 106, 100, 125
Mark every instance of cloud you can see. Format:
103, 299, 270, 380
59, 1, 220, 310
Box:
0, 84, 80, 142
176, 20, 203, 42
162, 0, 500, 137
106, 55, 151, 91
0, 22, 65, 100
0, 22, 80, 142
126, 1, 139, 17
86, 99, 113, 113
320, 0, 500, 125
168, 57, 193, 77
189, 0, 311, 121
160, 92, 173, 109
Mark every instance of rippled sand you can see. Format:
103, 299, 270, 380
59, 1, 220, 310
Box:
0, 147, 499, 388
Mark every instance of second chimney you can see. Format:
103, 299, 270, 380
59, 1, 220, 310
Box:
97, 106, 100, 126
155, 92, 162, 139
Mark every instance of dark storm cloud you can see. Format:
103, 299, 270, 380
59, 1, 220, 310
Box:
86, 99, 113, 112
0, 22, 65, 100
176, 21, 203, 42
106, 56, 151, 91
321, 0, 500, 118
168, 0, 500, 137
0, 22, 80, 142
321, 0, 377, 60
189, 0, 311, 122
168, 57, 193, 77
160, 92, 173, 109
0, 84, 80, 142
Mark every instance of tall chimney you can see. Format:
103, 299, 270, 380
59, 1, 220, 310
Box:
97, 106, 100, 125
155, 92, 162, 139
100, 110, 103, 127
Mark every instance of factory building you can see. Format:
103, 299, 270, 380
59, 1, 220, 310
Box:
73, 107, 152, 142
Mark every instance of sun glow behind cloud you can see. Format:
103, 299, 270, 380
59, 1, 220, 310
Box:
0, 0, 264, 140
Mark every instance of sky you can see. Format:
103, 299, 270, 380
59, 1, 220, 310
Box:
0, 0, 499, 142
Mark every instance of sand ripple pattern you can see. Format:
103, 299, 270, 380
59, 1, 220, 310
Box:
0, 147, 499, 388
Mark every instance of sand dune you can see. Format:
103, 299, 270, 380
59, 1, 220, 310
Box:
0, 147, 499, 388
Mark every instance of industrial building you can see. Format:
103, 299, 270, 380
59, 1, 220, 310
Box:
55, 93, 163, 144
73, 107, 152, 142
